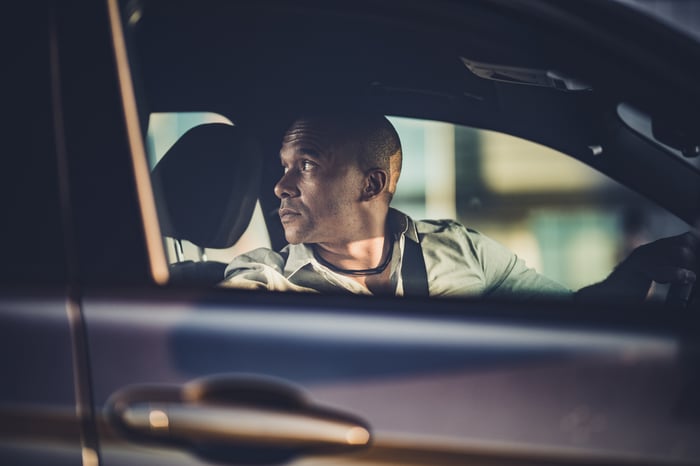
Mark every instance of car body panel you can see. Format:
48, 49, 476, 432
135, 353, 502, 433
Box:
83, 290, 700, 464
0, 293, 83, 465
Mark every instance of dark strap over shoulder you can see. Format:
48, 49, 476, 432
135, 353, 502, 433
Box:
402, 238, 429, 296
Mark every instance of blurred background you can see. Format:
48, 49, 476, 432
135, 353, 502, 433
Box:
147, 112, 690, 293
387, 116, 689, 292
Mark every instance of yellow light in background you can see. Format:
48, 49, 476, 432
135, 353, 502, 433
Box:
480, 130, 610, 193
424, 121, 456, 219
494, 227, 543, 274
567, 227, 616, 289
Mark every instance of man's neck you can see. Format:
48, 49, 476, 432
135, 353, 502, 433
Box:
314, 233, 395, 294
314, 233, 390, 271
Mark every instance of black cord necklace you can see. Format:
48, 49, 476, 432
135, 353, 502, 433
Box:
313, 237, 394, 276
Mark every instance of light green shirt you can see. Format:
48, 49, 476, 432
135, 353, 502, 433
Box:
222, 209, 571, 299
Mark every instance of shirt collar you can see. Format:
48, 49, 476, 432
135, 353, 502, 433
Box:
388, 208, 419, 243
283, 243, 316, 278
282, 208, 417, 279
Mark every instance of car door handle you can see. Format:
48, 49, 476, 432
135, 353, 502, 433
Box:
106, 375, 371, 464
117, 401, 370, 448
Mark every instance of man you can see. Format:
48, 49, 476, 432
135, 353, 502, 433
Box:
222, 113, 698, 301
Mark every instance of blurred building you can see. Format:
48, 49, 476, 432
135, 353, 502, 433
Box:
389, 116, 689, 291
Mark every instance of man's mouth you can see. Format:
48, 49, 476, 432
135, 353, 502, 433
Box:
279, 208, 301, 222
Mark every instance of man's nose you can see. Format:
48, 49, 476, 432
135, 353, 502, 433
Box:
274, 170, 300, 199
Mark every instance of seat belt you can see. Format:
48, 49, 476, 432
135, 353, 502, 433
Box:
401, 238, 429, 296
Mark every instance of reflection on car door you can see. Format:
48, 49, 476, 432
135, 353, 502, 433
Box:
83, 290, 700, 465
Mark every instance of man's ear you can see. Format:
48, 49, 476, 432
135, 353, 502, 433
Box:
362, 169, 388, 200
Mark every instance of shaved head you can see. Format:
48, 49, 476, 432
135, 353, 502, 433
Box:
283, 112, 403, 199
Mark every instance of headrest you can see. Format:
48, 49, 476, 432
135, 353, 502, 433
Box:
151, 123, 262, 249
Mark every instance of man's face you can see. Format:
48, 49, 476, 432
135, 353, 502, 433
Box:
274, 122, 367, 245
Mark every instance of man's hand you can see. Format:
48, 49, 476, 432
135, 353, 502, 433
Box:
624, 231, 698, 284
576, 230, 698, 303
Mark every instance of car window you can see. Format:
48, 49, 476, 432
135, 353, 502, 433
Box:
144, 111, 689, 298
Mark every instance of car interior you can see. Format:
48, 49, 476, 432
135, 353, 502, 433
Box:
150, 122, 263, 284
126, 0, 700, 304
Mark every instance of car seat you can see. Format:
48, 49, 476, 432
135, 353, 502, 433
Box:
150, 123, 262, 284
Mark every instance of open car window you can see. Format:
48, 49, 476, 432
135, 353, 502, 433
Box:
146, 112, 690, 299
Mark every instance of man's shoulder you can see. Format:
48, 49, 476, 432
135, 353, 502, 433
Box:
414, 217, 464, 233
390, 209, 484, 244
407, 214, 504, 261
412, 217, 484, 241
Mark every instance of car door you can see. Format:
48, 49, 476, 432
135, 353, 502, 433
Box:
84, 290, 700, 466
48, 1, 700, 465
0, 2, 86, 465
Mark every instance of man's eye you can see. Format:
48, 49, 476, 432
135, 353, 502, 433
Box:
302, 160, 315, 171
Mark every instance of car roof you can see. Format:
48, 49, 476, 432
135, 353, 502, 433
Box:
129, 0, 700, 225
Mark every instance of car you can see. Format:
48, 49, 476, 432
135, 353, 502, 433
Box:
2, 0, 700, 465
